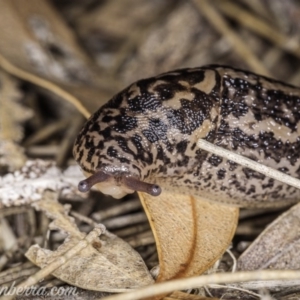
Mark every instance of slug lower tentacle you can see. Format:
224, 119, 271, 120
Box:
121, 176, 162, 196
78, 171, 111, 193
73, 65, 300, 208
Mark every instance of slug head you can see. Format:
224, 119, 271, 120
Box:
73, 81, 164, 199
73, 67, 216, 198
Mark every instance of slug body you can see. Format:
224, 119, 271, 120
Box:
73, 65, 300, 207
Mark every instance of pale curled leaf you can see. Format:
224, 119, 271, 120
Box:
139, 192, 239, 282
237, 202, 300, 271
26, 196, 154, 292
0, 160, 85, 207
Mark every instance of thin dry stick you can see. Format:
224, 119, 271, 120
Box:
55, 114, 84, 167
192, 0, 270, 76
114, 223, 150, 238
102, 270, 300, 300
207, 283, 261, 299
92, 199, 141, 222
0, 267, 37, 286
128, 232, 155, 248
218, 1, 300, 58
0, 53, 90, 118
239, 0, 273, 22
26, 145, 59, 157
0, 262, 33, 280
128, 236, 155, 248
0, 226, 104, 300
103, 212, 148, 230
197, 139, 300, 190
110, 3, 178, 76
290, 70, 300, 86
24, 118, 71, 147
232, 278, 300, 290
70, 210, 99, 228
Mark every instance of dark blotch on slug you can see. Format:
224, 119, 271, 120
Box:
153, 82, 187, 100
142, 118, 169, 143
176, 140, 188, 154
217, 168, 226, 180
242, 168, 265, 180
113, 114, 138, 133
208, 154, 223, 167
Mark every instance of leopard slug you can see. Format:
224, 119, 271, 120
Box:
73, 65, 300, 208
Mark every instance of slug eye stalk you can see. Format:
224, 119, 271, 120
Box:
121, 176, 162, 196
78, 171, 162, 196
78, 171, 111, 192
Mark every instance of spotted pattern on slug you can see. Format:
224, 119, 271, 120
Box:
73, 65, 300, 207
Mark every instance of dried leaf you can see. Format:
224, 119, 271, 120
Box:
26, 195, 154, 292
0, 160, 84, 207
237, 202, 300, 271
139, 192, 239, 282
0, 0, 115, 115
0, 70, 32, 171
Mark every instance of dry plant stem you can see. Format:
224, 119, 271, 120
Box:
235, 279, 300, 290
70, 210, 99, 227
110, 3, 177, 76
0, 244, 19, 272
268, 2, 291, 33
218, 1, 300, 58
192, 0, 270, 76
77, 196, 96, 217
289, 69, 300, 86
27, 209, 36, 238
0, 227, 104, 300
56, 115, 84, 167
0, 269, 37, 287
239, 0, 273, 22
262, 48, 283, 70
114, 223, 150, 238
102, 270, 300, 300
238, 207, 284, 220
139, 244, 157, 261
235, 224, 262, 236
0, 53, 90, 118
15, 213, 26, 238
41, 213, 50, 249
0, 207, 30, 218
0, 263, 37, 285
197, 139, 300, 190
128, 235, 155, 248
26, 145, 59, 157
103, 212, 148, 230
43, 278, 64, 288
225, 248, 237, 272
207, 283, 261, 298
92, 199, 141, 222
24, 118, 71, 147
